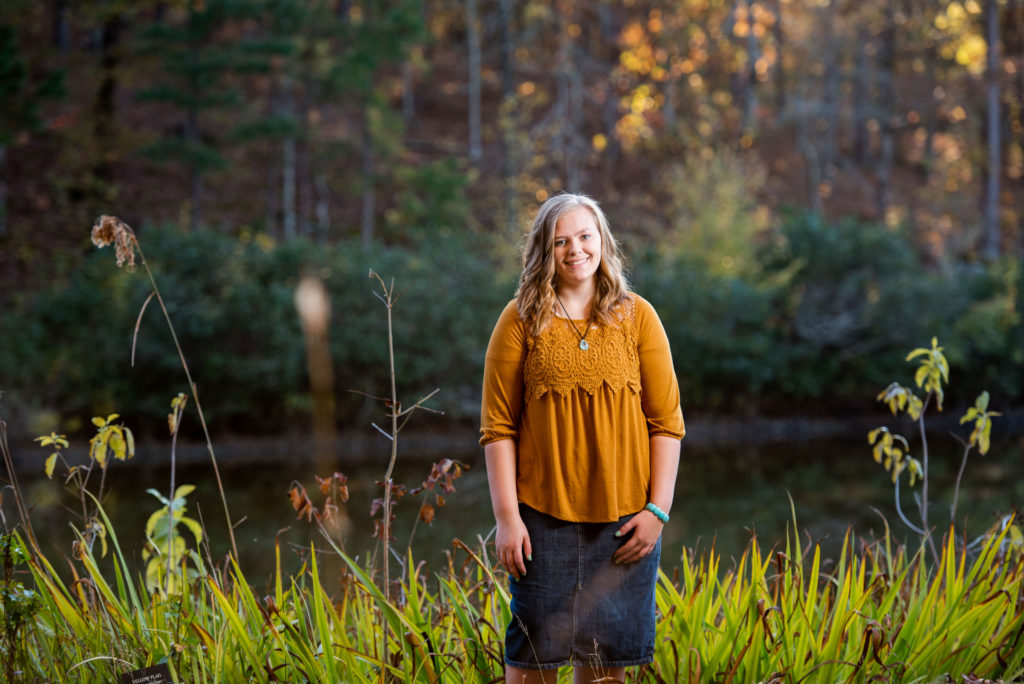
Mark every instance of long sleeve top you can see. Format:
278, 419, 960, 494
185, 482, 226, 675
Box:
480, 293, 685, 522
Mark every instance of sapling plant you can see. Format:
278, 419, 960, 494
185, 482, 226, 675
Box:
868, 337, 1005, 558
34, 414, 135, 557
290, 271, 468, 596
143, 484, 203, 595
355, 270, 465, 596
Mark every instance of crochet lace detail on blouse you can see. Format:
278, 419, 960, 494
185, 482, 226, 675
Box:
524, 296, 640, 401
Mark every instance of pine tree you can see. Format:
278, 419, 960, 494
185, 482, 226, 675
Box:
0, 21, 63, 236
136, 0, 259, 230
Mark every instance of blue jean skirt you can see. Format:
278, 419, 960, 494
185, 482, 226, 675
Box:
505, 503, 661, 670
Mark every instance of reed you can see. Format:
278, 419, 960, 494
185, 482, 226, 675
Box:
2, 505, 1021, 683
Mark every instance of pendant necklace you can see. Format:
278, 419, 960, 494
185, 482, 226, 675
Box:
555, 294, 594, 350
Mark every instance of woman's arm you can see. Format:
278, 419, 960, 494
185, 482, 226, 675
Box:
485, 438, 531, 580
612, 434, 681, 564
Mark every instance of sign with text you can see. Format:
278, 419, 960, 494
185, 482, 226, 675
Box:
119, 663, 174, 684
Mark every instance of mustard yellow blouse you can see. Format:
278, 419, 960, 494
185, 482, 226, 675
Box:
480, 293, 685, 522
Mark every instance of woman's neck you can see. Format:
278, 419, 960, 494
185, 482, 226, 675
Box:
555, 280, 596, 319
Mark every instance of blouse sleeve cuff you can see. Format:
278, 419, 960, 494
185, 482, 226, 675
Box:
479, 431, 518, 447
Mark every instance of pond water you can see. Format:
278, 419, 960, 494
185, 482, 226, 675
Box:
9, 428, 1023, 587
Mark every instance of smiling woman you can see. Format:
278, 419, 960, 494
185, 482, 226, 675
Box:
480, 193, 685, 684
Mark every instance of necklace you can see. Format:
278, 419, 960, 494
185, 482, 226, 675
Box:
555, 294, 594, 350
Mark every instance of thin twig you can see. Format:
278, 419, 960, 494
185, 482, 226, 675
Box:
134, 240, 239, 561
949, 431, 972, 525
131, 291, 157, 368
348, 388, 391, 403
893, 477, 927, 537
916, 394, 931, 534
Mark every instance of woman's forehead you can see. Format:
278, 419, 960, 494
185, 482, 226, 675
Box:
553, 207, 598, 235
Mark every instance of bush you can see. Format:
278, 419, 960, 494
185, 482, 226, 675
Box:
2, 212, 1020, 435
0, 225, 513, 438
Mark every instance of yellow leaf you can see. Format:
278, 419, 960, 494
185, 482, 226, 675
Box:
174, 484, 196, 500
45, 453, 57, 479
110, 431, 126, 461
125, 428, 135, 459
92, 416, 106, 428
91, 433, 108, 467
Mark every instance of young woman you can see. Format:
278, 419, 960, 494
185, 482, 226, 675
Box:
480, 193, 685, 683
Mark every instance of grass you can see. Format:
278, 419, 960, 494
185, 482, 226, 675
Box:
2, 506, 1022, 683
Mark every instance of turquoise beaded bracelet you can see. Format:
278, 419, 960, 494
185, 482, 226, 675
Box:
645, 502, 670, 524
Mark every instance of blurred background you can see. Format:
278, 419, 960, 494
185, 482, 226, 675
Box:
1, 0, 1022, 575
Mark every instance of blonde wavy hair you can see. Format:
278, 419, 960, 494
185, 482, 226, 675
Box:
515, 193, 629, 337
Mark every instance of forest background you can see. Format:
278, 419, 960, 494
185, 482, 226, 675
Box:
1, 0, 1023, 446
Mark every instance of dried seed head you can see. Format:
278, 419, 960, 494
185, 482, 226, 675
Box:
91, 215, 138, 270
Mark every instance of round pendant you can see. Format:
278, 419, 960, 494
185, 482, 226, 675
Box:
579, 339, 589, 351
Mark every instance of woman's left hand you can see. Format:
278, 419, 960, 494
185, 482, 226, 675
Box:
612, 509, 663, 564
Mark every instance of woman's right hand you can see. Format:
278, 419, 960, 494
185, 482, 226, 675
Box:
495, 515, 532, 581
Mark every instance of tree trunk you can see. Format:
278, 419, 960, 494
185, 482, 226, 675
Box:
467, 0, 482, 164
981, 0, 1001, 261
92, 11, 122, 212
282, 78, 297, 240
52, 0, 71, 51
283, 135, 297, 240
771, 0, 786, 112
852, 26, 870, 166
664, 75, 677, 132
0, 145, 7, 237
567, 56, 582, 191
401, 60, 415, 123
922, 45, 937, 180
874, 0, 898, 220
798, 99, 824, 214
314, 169, 330, 242
555, 2, 580, 191
187, 107, 202, 230
361, 99, 375, 249
743, 7, 760, 136
819, 0, 839, 182
498, 0, 518, 237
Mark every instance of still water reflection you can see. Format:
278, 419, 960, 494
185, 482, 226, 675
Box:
15, 434, 1023, 585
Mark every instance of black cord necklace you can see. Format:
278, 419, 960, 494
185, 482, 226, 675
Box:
555, 294, 594, 350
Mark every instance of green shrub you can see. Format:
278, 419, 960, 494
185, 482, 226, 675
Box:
1, 225, 512, 437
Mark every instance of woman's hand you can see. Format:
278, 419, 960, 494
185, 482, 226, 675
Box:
612, 509, 663, 564
495, 514, 532, 580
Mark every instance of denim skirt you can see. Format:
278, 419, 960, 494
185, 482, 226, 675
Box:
505, 503, 660, 670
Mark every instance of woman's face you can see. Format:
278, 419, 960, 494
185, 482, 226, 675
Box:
552, 207, 603, 290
